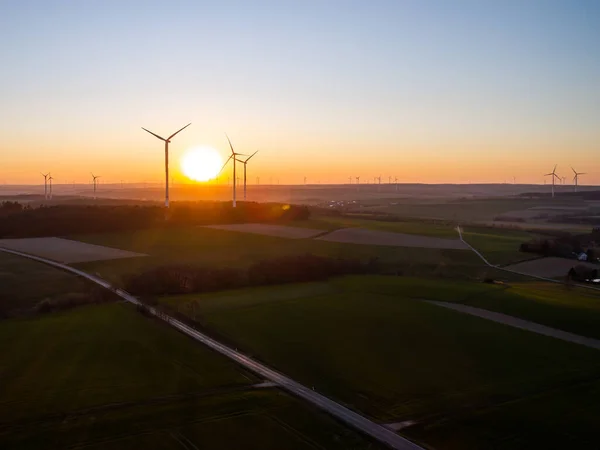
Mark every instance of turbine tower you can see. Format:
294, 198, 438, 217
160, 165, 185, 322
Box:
141, 122, 191, 208
48, 175, 53, 200
572, 167, 586, 192
91, 173, 100, 199
544, 165, 560, 198
235, 150, 258, 201
41, 172, 49, 199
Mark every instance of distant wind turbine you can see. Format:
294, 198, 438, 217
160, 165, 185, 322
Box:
235, 150, 258, 201
141, 122, 191, 208
91, 173, 100, 199
544, 165, 560, 198
48, 175, 53, 199
572, 167, 586, 192
395, 176, 399, 192
41, 172, 50, 199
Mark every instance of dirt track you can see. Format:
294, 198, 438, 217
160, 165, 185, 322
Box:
317, 228, 467, 249
0, 237, 147, 264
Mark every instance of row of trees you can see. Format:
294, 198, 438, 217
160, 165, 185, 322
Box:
0, 201, 310, 237
125, 254, 379, 296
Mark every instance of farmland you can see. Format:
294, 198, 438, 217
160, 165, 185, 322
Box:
161, 275, 600, 449
0, 302, 380, 449
0, 251, 90, 316
71, 225, 483, 284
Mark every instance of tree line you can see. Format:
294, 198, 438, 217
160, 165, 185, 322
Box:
125, 254, 379, 296
0, 201, 310, 237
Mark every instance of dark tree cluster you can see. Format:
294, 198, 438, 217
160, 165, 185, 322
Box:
125, 254, 378, 296
0, 202, 310, 237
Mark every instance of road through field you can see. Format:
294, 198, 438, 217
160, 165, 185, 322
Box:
426, 301, 600, 351
456, 226, 600, 292
0, 246, 422, 450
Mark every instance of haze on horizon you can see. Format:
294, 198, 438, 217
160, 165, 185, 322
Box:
1, 0, 598, 186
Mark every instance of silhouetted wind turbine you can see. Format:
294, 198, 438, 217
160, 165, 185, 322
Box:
41, 172, 49, 199
572, 167, 586, 192
48, 174, 53, 199
141, 122, 191, 208
544, 165, 560, 198
91, 173, 100, 199
218, 134, 246, 207
236, 150, 258, 201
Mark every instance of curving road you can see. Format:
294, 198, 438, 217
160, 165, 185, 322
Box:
0, 246, 423, 450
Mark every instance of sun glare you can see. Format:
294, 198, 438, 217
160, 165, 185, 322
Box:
181, 147, 223, 182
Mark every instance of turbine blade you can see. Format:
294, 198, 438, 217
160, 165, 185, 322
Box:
579, 172, 587, 175
218, 155, 233, 175
571, 166, 576, 175
225, 133, 235, 155
167, 122, 191, 140
245, 150, 259, 162
142, 127, 167, 141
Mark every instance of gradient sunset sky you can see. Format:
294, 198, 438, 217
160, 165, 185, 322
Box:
1, 0, 598, 185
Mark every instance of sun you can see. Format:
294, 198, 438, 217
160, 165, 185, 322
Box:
180, 147, 223, 182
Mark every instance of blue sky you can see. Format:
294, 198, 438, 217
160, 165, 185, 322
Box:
1, 0, 598, 183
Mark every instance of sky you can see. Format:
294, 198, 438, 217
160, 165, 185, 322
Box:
1, 0, 599, 185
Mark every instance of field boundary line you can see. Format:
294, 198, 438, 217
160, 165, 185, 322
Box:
425, 300, 600, 351
0, 246, 423, 450
455, 226, 600, 293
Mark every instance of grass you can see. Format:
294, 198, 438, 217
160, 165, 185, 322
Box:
337, 275, 600, 339
460, 226, 539, 265
161, 275, 600, 449
0, 251, 90, 316
70, 226, 482, 284
303, 216, 459, 238
0, 302, 379, 449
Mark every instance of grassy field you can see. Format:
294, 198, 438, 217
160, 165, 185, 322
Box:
162, 276, 600, 449
304, 216, 459, 238
0, 302, 380, 449
71, 226, 482, 284
0, 251, 90, 316
459, 226, 538, 265
370, 197, 581, 221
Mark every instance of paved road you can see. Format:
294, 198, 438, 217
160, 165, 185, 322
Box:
0, 246, 423, 450
426, 300, 600, 351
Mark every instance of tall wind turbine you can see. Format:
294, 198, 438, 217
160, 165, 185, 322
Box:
544, 165, 560, 198
141, 122, 191, 208
91, 173, 100, 199
48, 175, 53, 200
41, 172, 49, 199
219, 134, 246, 207
572, 167, 586, 192
235, 150, 258, 201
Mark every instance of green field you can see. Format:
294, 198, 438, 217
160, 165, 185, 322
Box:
162, 276, 600, 449
366, 197, 582, 221
71, 226, 482, 284
461, 226, 538, 265
0, 302, 380, 449
305, 216, 459, 238
0, 251, 90, 316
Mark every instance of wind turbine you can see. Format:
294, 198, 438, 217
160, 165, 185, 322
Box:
235, 150, 258, 201
572, 167, 586, 192
141, 122, 191, 208
218, 134, 246, 208
544, 165, 560, 198
41, 172, 49, 199
91, 173, 100, 199
48, 174, 53, 199
395, 176, 399, 192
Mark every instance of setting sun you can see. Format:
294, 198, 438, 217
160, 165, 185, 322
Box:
180, 147, 223, 182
